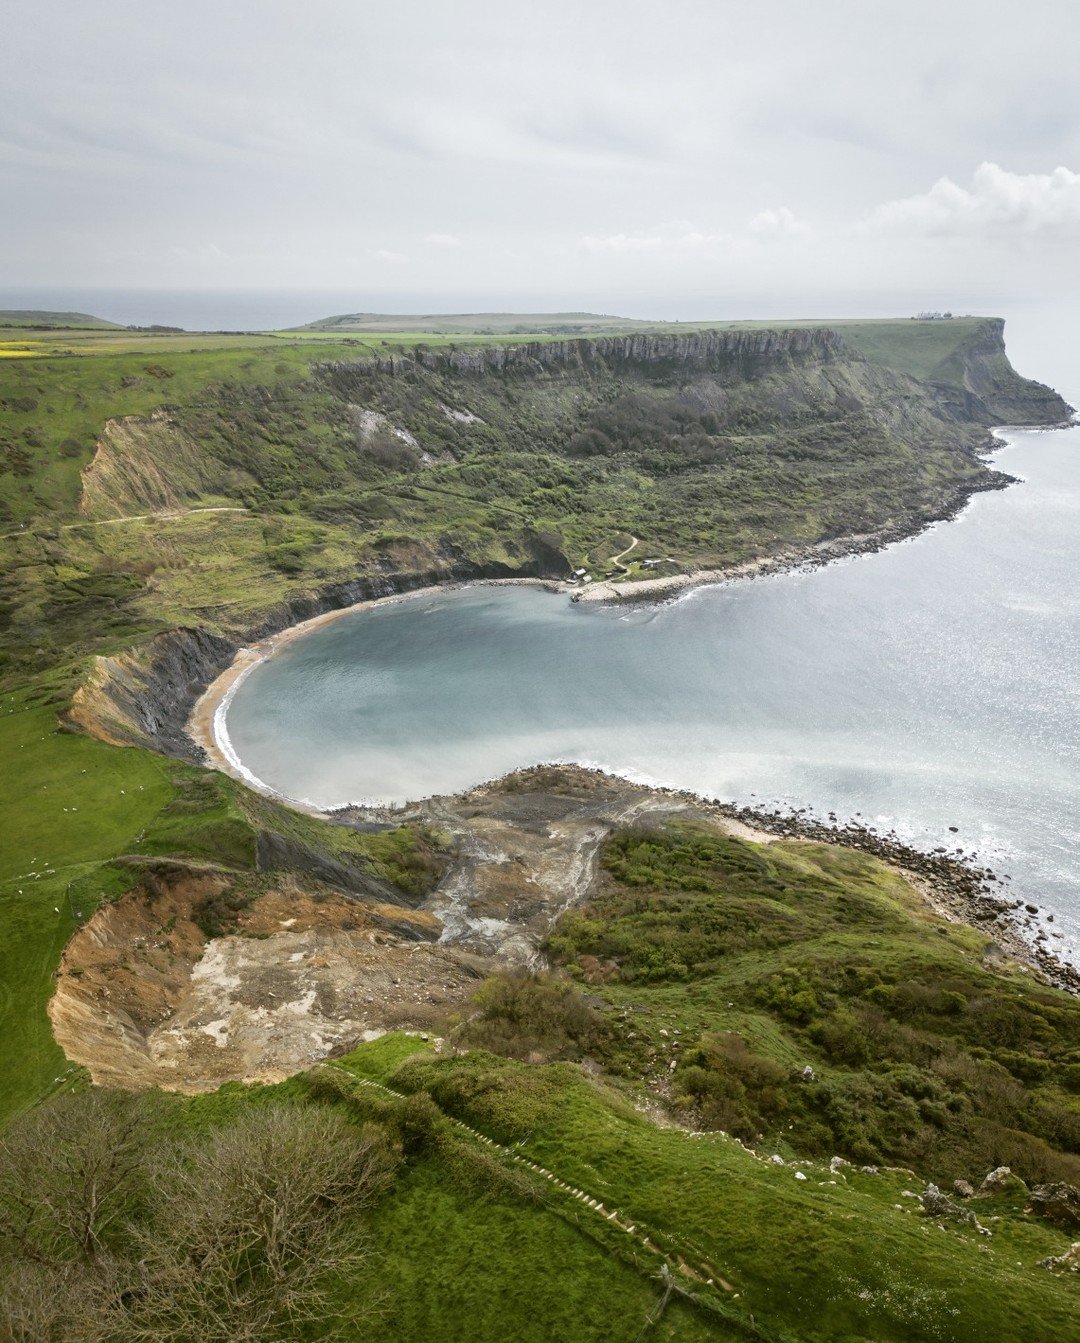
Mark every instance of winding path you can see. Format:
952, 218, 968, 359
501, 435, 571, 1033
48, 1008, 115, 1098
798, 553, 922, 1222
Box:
607, 535, 640, 574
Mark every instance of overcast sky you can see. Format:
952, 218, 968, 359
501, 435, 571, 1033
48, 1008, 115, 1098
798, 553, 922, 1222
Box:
3, 0, 1080, 317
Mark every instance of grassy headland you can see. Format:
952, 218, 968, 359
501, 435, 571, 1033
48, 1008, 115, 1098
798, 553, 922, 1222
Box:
0, 312, 1075, 1341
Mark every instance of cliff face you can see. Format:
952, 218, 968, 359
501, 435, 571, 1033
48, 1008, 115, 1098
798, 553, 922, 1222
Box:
927, 318, 1072, 426
325, 326, 843, 379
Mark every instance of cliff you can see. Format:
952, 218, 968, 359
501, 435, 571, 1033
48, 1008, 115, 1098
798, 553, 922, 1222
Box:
330, 325, 843, 378
925, 318, 1072, 425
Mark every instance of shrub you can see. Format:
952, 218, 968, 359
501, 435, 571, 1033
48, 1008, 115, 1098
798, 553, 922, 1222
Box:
455, 971, 608, 1062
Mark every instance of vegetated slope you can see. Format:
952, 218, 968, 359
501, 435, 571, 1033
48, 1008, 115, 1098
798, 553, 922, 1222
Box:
0, 309, 125, 330
546, 822, 1079, 1187
840, 317, 1069, 423
365, 1040, 1078, 1343
4, 1022, 1075, 1343
2, 320, 1068, 702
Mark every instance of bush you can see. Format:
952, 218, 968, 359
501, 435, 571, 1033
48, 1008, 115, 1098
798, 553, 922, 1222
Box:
455, 971, 608, 1062
0, 1093, 400, 1343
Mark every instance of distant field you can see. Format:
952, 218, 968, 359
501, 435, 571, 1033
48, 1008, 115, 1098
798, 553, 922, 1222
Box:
297, 310, 660, 334
0, 309, 125, 330
0, 311, 993, 386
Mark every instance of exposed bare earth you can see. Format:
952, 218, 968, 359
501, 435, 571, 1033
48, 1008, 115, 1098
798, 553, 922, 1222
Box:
56, 755, 1066, 1096
50, 870, 485, 1091
50, 769, 781, 1092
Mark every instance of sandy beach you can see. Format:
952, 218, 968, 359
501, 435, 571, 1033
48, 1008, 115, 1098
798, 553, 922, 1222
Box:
186, 513, 944, 789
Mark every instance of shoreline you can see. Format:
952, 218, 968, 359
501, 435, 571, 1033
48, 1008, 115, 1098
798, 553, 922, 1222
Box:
182, 419, 1080, 992
187, 575, 564, 798
187, 452, 1021, 780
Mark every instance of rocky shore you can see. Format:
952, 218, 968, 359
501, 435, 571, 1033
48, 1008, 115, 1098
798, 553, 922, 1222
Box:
331, 763, 1078, 997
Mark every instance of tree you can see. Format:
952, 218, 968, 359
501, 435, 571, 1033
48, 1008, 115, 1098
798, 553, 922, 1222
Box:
0, 1089, 159, 1265
112, 1105, 400, 1343
0, 1093, 400, 1343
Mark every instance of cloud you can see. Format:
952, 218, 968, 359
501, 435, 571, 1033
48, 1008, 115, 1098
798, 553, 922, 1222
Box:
373, 248, 408, 264
424, 232, 461, 247
578, 232, 666, 253
578, 214, 807, 257
748, 206, 808, 238
577, 224, 745, 256
867, 162, 1080, 239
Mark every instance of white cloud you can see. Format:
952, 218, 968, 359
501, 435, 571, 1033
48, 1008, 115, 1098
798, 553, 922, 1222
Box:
373, 248, 407, 264
867, 162, 1080, 239
577, 224, 738, 255
748, 206, 808, 238
578, 232, 666, 253
424, 232, 461, 247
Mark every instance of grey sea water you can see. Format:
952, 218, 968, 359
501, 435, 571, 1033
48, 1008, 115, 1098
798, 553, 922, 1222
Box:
223, 423, 1080, 961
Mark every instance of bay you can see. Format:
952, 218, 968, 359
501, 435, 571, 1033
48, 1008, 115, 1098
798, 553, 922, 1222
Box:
223, 424, 1080, 962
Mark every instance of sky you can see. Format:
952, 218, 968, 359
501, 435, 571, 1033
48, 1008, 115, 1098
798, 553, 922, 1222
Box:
3, 0, 1080, 320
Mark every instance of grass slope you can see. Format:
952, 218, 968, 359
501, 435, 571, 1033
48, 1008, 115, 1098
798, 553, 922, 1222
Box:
375, 1046, 1077, 1343
0, 686, 174, 1115
546, 824, 1079, 1185
0, 310, 125, 330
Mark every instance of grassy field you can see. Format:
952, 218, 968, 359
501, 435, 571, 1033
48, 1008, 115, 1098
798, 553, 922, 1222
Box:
0, 686, 176, 1114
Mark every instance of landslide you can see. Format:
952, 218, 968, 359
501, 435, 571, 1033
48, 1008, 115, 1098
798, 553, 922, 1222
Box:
77, 410, 243, 519
49, 864, 482, 1091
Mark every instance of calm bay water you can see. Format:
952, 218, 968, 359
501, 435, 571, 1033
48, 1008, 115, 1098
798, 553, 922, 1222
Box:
224, 424, 1080, 960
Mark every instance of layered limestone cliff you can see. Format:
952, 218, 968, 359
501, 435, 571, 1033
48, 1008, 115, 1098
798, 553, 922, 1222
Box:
331, 326, 843, 378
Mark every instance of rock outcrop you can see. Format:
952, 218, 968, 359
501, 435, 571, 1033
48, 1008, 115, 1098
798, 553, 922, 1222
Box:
926, 318, 1072, 426
322, 326, 843, 380
1029, 1182, 1080, 1228
920, 1183, 992, 1235
977, 1166, 1029, 1198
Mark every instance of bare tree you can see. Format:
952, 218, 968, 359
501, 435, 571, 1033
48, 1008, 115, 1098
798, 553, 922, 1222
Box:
113, 1105, 400, 1343
0, 1092, 400, 1343
0, 1258, 113, 1343
0, 1090, 159, 1265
